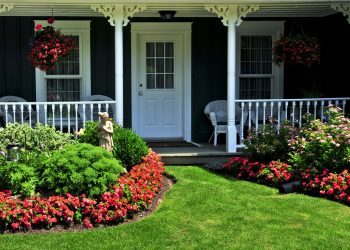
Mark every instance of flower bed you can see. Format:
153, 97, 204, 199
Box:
0, 150, 164, 232
223, 157, 293, 187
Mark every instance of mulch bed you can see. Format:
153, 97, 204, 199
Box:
5, 174, 175, 235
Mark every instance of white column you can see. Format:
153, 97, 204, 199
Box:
226, 19, 237, 152
114, 17, 124, 126
91, 4, 146, 126
205, 4, 259, 153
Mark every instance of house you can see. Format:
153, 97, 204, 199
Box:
0, 1, 350, 152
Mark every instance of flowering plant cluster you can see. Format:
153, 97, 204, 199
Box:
288, 106, 350, 173
223, 157, 293, 186
28, 18, 76, 71
223, 157, 261, 181
301, 168, 350, 202
0, 150, 164, 232
272, 34, 320, 68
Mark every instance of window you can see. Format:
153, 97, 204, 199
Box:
35, 20, 91, 102
237, 21, 284, 99
146, 42, 174, 89
239, 35, 272, 99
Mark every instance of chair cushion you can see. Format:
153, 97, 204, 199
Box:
216, 111, 227, 123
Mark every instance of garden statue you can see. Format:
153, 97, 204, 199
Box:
97, 112, 114, 152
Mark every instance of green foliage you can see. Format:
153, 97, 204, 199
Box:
40, 143, 126, 197
243, 120, 296, 163
78, 121, 149, 171
77, 121, 99, 146
112, 126, 149, 171
288, 106, 350, 172
0, 160, 38, 197
0, 123, 75, 155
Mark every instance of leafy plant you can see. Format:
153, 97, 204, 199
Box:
28, 18, 77, 71
40, 143, 126, 197
257, 160, 293, 186
0, 123, 75, 157
272, 34, 320, 67
243, 120, 296, 163
288, 106, 350, 173
112, 126, 149, 171
78, 121, 149, 171
0, 161, 38, 197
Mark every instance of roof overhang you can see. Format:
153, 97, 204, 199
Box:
0, 1, 346, 18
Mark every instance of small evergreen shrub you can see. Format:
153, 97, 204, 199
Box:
112, 126, 149, 171
40, 143, 126, 197
243, 120, 296, 163
78, 121, 149, 171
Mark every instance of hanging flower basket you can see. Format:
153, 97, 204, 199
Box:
272, 34, 321, 68
28, 18, 77, 71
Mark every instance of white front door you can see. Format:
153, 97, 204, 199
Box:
137, 34, 183, 139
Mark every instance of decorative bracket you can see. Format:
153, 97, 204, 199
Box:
0, 3, 14, 14
205, 4, 259, 26
91, 4, 146, 26
331, 4, 350, 24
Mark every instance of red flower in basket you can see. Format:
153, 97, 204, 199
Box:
272, 34, 321, 68
28, 19, 77, 71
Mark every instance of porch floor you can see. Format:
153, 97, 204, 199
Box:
151, 142, 243, 165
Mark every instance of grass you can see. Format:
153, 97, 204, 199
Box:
2, 166, 350, 249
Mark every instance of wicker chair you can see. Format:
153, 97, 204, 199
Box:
204, 100, 250, 146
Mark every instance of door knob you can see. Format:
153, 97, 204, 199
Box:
138, 91, 143, 96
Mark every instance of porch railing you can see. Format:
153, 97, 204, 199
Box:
0, 98, 349, 146
234, 97, 350, 148
0, 100, 117, 133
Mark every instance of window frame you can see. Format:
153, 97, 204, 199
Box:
237, 21, 284, 99
34, 20, 91, 102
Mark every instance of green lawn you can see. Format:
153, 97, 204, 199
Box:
2, 166, 350, 249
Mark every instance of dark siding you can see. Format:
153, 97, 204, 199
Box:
283, 13, 350, 98
0, 17, 35, 100
191, 18, 227, 142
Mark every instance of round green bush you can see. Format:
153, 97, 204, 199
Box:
112, 126, 149, 171
78, 121, 149, 171
0, 159, 38, 197
40, 143, 126, 197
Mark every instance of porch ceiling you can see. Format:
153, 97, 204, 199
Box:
0, 2, 341, 18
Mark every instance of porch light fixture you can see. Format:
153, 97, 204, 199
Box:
159, 10, 176, 20
6, 143, 20, 162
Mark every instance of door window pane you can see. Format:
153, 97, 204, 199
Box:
146, 42, 174, 90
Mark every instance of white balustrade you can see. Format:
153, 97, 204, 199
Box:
0, 100, 117, 133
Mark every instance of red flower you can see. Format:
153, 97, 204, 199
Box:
35, 24, 43, 30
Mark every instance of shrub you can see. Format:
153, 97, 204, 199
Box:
0, 161, 38, 197
243, 119, 296, 163
0, 123, 75, 156
79, 121, 149, 171
113, 126, 149, 171
223, 156, 262, 181
257, 160, 293, 186
40, 143, 126, 197
288, 106, 350, 173
77, 121, 99, 146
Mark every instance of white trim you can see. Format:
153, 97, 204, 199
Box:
131, 22, 192, 141
34, 20, 91, 101
237, 21, 284, 99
